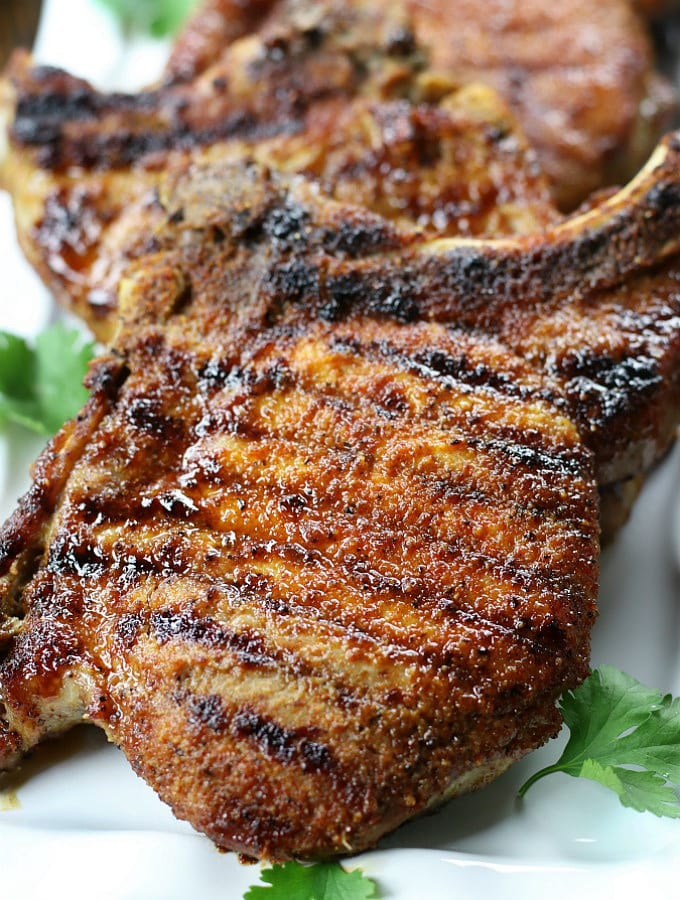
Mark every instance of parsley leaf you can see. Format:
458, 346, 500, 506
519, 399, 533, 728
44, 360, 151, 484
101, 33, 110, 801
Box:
243, 861, 378, 900
95, 0, 199, 37
519, 666, 680, 817
0, 325, 95, 435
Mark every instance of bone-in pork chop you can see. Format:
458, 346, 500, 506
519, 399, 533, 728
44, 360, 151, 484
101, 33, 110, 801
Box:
168, 0, 677, 210
2, 129, 680, 857
4, 11, 680, 534
0, 0, 557, 342
0, 162, 599, 859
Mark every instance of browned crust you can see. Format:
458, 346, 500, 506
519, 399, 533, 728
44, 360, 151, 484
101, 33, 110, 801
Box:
0, 162, 599, 858
400, 0, 678, 210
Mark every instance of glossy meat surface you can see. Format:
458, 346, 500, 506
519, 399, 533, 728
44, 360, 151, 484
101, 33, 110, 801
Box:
0, 0, 557, 342
173, 0, 677, 210
0, 165, 599, 858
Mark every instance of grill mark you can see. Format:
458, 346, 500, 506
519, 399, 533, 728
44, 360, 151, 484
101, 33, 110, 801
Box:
101, 538, 575, 694
556, 351, 663, 425
12, 95, 304, 171
139, 559, 581, 675
231, 708, 335, 773
141, 607, 384, 711
465, 434, 586, 476
376, 342, 561, 406
185, 347, 583, 484
175, 692, 335, 773
184, 692, 229, 732
59, 455, 590, 605
151, 611, 277, 670
63, 366, 585, 541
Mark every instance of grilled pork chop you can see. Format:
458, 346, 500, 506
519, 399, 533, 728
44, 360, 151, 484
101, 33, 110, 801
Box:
0, 161, 599, 859
0, 0, 557, 343
169, 0, 677, 210
3, 126, 680, 858
3, 7, 680, 535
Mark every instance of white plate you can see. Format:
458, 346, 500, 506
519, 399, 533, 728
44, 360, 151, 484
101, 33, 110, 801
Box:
1, 3, 679, 897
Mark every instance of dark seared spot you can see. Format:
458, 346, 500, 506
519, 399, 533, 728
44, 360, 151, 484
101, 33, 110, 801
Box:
469, 436, 585, 476
443, 248, 498, 295
369, 279, 419, 323
321, 273, 364, 321
46, 531, 106, 579
84, 357, 128, 398
264, 261, 321, 322
116, 613, 144, 649
386, 25, 417, 56
197, 362, 250, 392
411, 349, 532, 399
151, 611, 275, 669
262, 201, 310, 249
18, 99, 294, 169
321, 219, 396, 258
185, 693, 229, 732
126, 396, 182, 439
531, 618, 567, 653
13, 88, 98, 142
645, 180, 680, 215
232, 709, 335, 773
141, 490, 198, 519
557, 351, 662, 423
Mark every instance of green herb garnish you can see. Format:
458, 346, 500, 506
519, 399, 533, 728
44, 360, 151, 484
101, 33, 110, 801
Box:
0, 324, 95, 434
95, 0, 198, 38
243, 861, 378, 900
520, 666, 680, 817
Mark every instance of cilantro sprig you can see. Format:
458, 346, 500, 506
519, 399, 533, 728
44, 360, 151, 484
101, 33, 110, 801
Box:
95, 0, 199, 38
520, 666, 680, 817
0, 324, 95, 435
244, 861, 378, 900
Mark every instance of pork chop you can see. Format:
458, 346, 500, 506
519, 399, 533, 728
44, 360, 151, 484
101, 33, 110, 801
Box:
169, 0, 677, 210
0, 0, 557, 342
2, 128, 680, 856
3, 8, 680, 534
0, 161, 599, 859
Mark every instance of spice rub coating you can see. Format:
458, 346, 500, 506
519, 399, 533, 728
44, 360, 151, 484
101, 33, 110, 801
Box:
0, 0, 556, 341
172, 0, 678, 210
0, 166, 598, 859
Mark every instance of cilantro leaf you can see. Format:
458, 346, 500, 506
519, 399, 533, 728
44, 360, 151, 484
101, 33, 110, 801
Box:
95, 0, 199, 37
0, 325, 95, 435
519, 666, 680, 817
243, 861, 378, 900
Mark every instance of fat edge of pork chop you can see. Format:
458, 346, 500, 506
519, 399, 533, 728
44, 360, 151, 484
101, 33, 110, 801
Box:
0, 164, 600, 860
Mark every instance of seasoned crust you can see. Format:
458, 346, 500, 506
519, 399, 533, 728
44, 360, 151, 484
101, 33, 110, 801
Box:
378, 0, 678, 210
168, 0, 678, 211
0, 165, 599, 858
0, 3, 557, 342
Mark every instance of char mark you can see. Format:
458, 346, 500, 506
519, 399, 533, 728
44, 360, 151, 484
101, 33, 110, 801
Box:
556, 351, 662, 424
232, 708, 335, 773
466, 434, 586, 476
151, 611, 276, 670
319, 272, 419, 323
173, 691, 335, 774
399, 345, 561, 405
12, 87, 297, 170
